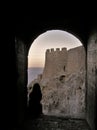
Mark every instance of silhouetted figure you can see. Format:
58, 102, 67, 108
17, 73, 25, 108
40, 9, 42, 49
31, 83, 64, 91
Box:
28, 83, 43, 118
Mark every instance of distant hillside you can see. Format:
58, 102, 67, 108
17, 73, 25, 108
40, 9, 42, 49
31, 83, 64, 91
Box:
28, 67, 43, 85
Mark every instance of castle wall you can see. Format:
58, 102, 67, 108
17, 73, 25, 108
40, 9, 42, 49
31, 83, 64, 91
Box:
42, 48, 68, 79
42, 46, 85, 80
66, 46, 86, 75
41, 45, 86, 119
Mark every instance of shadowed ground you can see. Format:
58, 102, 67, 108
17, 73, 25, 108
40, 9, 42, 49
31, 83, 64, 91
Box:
19, 115, 91, 130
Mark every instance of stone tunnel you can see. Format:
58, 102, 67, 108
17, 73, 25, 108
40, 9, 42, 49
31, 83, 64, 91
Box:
3, 12, 97, 130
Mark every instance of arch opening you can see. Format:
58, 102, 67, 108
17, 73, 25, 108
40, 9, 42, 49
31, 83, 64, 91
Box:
27, 29, 86, 119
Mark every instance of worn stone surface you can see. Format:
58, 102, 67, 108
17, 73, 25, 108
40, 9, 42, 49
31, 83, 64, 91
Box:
41, 69, 86, 118
87, 32, 97, 130
21, 115, 91, 130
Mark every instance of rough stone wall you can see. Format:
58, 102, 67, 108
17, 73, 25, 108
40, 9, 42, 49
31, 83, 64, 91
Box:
15, 39, 27, 125
41, 70, 86, 118
87, 32, 97, 130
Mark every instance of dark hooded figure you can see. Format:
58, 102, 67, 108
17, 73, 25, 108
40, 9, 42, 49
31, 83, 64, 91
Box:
28, 83, 42, 118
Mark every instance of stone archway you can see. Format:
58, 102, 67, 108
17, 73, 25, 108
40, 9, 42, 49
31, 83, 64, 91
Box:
27, 29, 86, 120
15, 30, 86, 119
15, 16, 97, 130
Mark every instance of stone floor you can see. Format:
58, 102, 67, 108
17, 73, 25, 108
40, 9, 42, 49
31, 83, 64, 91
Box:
19, 115, 91, 130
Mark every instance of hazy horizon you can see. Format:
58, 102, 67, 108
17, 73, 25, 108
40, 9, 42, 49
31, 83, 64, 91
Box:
28, 67, 43, 85
28, 66, 43, 69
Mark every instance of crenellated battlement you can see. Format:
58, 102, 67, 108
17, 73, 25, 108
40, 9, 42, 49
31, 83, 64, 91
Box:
43, 47, 68, 79
46, 47, 67, 53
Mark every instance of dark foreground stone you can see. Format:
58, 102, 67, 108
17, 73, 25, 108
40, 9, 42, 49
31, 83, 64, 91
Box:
18, 115, 91, 130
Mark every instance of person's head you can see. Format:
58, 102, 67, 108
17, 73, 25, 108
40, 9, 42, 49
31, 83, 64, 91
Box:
32, 83, 41, 94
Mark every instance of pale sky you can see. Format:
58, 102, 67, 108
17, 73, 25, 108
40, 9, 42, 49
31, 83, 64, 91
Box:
28, 30, 82, 68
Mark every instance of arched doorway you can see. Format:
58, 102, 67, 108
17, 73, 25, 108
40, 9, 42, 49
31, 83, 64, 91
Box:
27, 30, 86, 119
14, 16, 97, 129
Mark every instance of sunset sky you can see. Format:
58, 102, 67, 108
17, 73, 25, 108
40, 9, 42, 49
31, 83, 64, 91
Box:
28, 30, 82, 68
